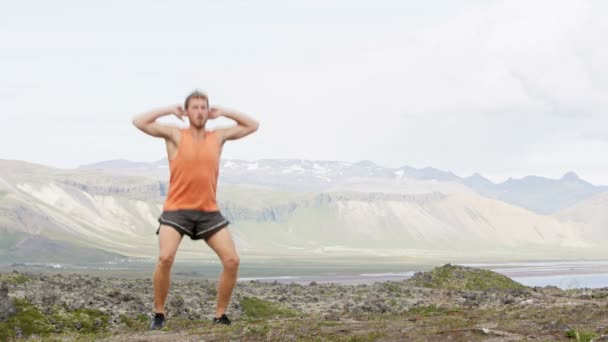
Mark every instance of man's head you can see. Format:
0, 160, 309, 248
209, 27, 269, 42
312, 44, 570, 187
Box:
184, 90, 209, 128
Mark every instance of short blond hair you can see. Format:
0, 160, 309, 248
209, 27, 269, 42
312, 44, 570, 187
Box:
184, 90, 209, 109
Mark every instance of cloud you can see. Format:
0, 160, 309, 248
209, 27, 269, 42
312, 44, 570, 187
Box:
0, 0, 607, 184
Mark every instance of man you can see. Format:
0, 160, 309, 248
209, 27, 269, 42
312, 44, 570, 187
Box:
132, 91, 259, 329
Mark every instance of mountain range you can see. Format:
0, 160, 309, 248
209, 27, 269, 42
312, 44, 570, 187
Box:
0, 158, 606, 263
81, 158, 608, 214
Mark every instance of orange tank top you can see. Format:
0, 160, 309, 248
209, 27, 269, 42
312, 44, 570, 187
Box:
163, 128, 222, 212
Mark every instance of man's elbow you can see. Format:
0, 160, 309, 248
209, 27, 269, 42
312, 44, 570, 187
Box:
250, 120, 260, 133
132, 117, 143, 129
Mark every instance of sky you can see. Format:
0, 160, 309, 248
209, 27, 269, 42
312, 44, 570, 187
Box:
1, 0, 607, 184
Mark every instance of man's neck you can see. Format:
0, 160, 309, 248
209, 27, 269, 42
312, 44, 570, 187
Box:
188, 126, 207, 140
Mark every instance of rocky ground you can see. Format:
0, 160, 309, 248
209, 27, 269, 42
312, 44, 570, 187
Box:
1, 264, 608, 341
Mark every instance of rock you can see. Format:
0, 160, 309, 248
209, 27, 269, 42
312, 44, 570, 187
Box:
323, 311, 340, 321
171, 295, 185, 308
119, 292, 136, 302
0, 284, 16, 321
518, 299, 535, 306
474, 327, 520, 338
107, 288, 121, 298
478, 328, 492, 335
462, 293, 478, 300
502, 295, 515, 305
13, 326, 23, 339
93, 318, 102, 327
475, 322, 498, 329
0, 284, 8, 298
41, 291, 59, 307
68, 299, 85, 311
543, 321, 572, 333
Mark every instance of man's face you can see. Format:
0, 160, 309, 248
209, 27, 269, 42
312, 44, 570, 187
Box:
186, 98, 209, 128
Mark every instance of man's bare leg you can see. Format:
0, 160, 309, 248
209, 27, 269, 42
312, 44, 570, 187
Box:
205, 226, 240, 317
153, 225, 183, 314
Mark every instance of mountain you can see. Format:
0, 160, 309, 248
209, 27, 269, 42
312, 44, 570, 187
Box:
464, 172, 606, 215
1, 159, 604, 261
0, 230, 123, 263
81, 159, 607, 214
0, 160, 166, 259
554, 191, 608, 243
229, 190, 593, 259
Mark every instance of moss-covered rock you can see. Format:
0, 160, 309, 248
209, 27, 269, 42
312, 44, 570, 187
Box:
0, 298, 109, 340
407, 264, 526, 291
0, 273, 31, 285
0, 298, 54, 340
50, 307, 109, 333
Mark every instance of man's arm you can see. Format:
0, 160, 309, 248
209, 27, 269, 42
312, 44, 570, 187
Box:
211, 108, 259, 143
132, 105, 183, 139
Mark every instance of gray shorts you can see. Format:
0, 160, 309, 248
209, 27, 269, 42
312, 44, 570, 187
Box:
157, 210, 230, 241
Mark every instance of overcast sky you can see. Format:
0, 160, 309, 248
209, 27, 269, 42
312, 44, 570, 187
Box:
1, 0, 607, 184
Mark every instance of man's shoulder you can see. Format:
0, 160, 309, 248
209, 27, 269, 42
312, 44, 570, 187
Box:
207, 128, 225, 140
162, 126, 183, 143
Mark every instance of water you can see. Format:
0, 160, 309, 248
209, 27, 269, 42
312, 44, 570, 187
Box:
512, 274, 608, 289
472, 261, 608, 289
236, 261, 608, 288
236, 270, 608, 288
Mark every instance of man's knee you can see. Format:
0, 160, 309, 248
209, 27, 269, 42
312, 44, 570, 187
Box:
222, 255, 240, 271
158, 254, 176, 268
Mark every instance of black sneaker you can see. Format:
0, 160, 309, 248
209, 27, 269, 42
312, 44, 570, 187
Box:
213, 314, 231, 325
149, 313, 166, 330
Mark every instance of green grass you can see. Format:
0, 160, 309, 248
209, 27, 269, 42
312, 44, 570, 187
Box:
318, 321, 340, 327
408, 264, 526, 291
408, 305, 442, 316
347, 331, 386, 342
244, 323, 272, 337
241, 297, 299, 319
382, 282, 401, 294
162, 317, 213, 331
566, 329, 598, 342
118, 314, 148, 330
